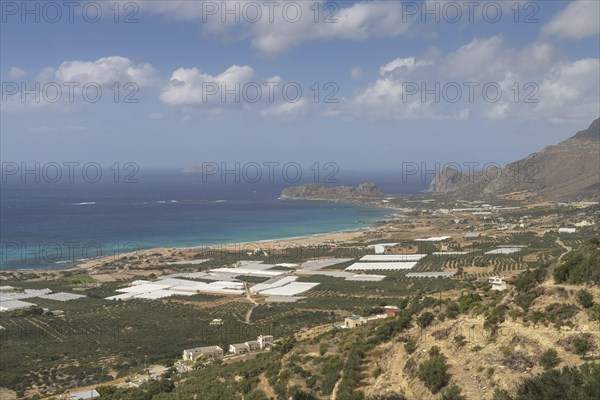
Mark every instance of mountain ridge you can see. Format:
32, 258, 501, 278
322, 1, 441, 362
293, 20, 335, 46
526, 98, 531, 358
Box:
428, 118, 600, 200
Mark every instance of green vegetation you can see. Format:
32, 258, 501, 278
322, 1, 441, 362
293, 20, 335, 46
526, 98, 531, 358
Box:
61, 274, 96, 285
553, 239, 600, 286
441, 385, 466, 400
497, 363, 600, 400
538, 348, 561, 370
417, 312, 435, 329
404, 338, 418, 354
417, 346, 450, 394
575, 289, 594, 308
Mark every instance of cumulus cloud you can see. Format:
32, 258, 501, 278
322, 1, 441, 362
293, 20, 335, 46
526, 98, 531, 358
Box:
345, 35, 599, 122
139, 0, 413, 54
159, 65, 257, 106
2, 56, 158, 111
542, 1, 600, 40
54, 56, 158, 86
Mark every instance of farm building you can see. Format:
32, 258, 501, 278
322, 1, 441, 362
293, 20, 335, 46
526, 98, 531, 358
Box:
67, 389, 100, 399
342, 313, 387, 329
405, 272, 456, 278
182, 346, 224, 361
258, 335, 274, 349
489, 276, 508, 291
367, 243, 400, 254
558, 227, 576, 233
414, 236, 452, 242
485, 247, 523, 255
346, 262, 417, 271
360, 254, 426, 262
40, 292, 86, 301
246, 340, 260, 351
0, 299, 37, 312
229, 343, 251, 354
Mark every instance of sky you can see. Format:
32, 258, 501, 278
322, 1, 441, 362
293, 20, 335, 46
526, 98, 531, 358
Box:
1, 0, 599, 173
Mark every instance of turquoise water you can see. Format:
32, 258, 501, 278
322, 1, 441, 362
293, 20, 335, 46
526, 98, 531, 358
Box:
1, 173, 396, 269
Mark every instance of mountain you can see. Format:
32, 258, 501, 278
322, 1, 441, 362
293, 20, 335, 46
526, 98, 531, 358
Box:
428, 118, 600, 200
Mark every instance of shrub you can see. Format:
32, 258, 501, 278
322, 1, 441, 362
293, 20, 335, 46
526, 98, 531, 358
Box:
573, 338, 591, 358
417, 347, 449, 394
441, 385, 466, 400
538, 348, 560, 370
404, 338, 418, 354
417, 312, 435, 329
453, 335, 467, 348
575, 289, 594, 308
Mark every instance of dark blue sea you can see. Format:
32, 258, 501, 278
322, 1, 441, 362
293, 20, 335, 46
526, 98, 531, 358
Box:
0, 170, 427, 269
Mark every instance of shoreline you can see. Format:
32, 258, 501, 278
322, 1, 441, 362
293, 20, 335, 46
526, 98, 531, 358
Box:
3, 203, 401, 275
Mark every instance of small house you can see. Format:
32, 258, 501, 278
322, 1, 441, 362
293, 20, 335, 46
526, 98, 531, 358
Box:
489, 276, 507, 291
258, 335, 274, 349
67, 389, 100, 400
229, 343, 251, 354
182, 345, 224, 361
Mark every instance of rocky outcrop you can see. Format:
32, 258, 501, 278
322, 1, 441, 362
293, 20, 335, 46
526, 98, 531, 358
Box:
281, 182, 385, 200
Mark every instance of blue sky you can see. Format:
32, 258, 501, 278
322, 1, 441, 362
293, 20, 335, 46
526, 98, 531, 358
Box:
1, 0, 599, 171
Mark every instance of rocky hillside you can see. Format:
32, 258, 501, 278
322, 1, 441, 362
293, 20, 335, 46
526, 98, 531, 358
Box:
428, 118, 600, 200
281, 182, 385, 200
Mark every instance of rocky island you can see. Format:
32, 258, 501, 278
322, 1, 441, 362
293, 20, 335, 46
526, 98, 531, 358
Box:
280, 182, 386, 201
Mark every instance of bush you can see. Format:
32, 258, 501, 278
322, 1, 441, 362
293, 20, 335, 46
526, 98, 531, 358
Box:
553, 241, 600, 285
515, 364, 600, 399
573, 338, 591, 358
575, 289, 594, 308
453, 335, 467, 348
441, 386, 466, 400
404, 338, 418, 354
417, 347, 449, 394
417, 312, 435, 329
538, 349, 560, 370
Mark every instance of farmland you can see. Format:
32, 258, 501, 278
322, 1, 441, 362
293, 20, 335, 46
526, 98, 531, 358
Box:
0, 200, 598, 398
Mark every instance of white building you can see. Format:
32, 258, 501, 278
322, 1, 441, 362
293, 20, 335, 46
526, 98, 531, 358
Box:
258, 335, 274, 349
67, 389, 100, 400
558, 228, 577, 234
229, 343, 251, 354
368, 243, 399, 254
342, 313, 387, 329
182, 346, 224, 361
489, 276, 507, 291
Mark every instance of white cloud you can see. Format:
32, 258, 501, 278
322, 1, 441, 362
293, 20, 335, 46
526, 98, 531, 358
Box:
54, 56, 158, 86
9, 66, 26, 79
159, 65, 256, 106
346, 35, 598, 123
542, 1, 600, 40
140, 0, 413, 54
533, 58, 600, 123
3, 56, 158, 111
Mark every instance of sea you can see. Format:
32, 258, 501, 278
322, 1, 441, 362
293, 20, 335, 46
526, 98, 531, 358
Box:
0, 170, 428, 270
